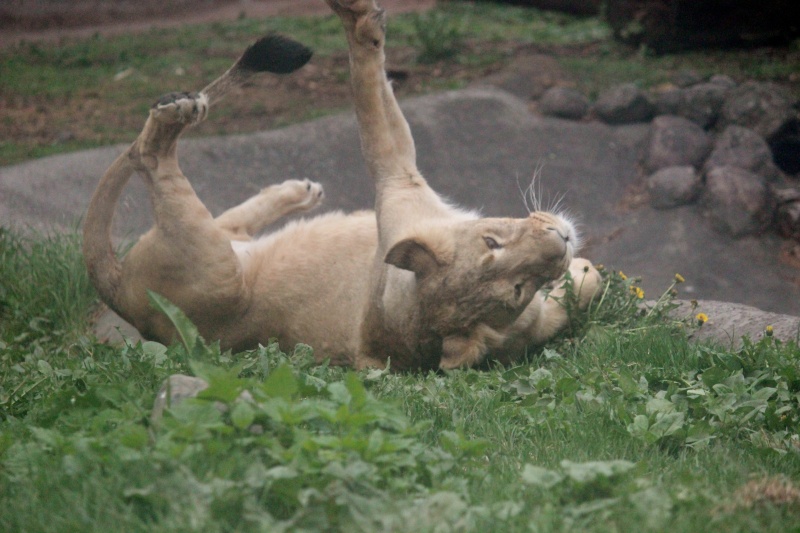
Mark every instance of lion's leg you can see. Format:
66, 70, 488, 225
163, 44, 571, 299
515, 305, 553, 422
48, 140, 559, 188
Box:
512, 258, 602, 348
327, 1, 452, 247
214, 179, 324, 241
128, 92, 246, 314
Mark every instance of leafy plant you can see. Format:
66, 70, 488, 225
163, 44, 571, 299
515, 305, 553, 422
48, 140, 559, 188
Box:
2, 230, 800, 532
410, 5, 469, 64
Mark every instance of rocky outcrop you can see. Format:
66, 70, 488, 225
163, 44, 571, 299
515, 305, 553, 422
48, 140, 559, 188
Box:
538, 74, 800, 241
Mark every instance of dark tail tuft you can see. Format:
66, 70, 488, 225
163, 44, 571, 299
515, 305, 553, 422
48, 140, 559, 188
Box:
237, 34, 313, 75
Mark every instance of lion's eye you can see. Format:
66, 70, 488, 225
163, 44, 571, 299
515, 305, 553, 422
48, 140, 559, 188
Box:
483, 236, 502, 250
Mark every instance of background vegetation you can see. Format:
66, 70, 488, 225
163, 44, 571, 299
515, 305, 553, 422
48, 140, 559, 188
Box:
1, 2, 798, 165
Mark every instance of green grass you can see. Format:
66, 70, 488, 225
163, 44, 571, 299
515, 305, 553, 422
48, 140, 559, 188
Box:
1, 230, 798, 532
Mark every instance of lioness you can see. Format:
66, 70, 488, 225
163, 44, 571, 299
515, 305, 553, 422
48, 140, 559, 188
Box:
83, 0, 601, 371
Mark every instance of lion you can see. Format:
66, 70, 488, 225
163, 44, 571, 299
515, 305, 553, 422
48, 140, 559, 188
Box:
83, 0, 601, 372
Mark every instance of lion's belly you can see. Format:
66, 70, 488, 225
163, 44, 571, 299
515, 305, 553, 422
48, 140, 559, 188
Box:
232, 210, 378, 364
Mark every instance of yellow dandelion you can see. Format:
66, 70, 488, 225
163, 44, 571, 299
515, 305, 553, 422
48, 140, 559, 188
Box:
674, 273, 685, 284
696, 313, 709, 325
619, 271, 628, 281
595, 264, 605, 271
765, 325, 774, 337
630, 286, 644, 299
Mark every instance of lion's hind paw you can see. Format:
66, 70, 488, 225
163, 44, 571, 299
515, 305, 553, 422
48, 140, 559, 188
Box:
151, 91, 209, 125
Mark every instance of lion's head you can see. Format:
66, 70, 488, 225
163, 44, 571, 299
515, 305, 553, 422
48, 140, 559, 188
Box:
386, 211, 575, 339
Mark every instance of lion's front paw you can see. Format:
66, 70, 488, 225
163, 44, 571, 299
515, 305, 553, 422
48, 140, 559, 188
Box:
326, 0, 386, 47
151, 92, 209, 125
567, 258, 602, 309
270, 179, 325, 212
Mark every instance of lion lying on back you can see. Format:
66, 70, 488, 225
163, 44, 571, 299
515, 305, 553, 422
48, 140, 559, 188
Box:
83, 0, 601, 371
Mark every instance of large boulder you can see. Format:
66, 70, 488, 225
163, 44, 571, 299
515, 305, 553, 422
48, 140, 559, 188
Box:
538, 86, 589, 120
704, 125, 783, 181
646, 165, 701, 209
718, 82, 796, 141
774, 186, 800, 241
703, 166, 773, 237
593, 83, 655, 124
644, 115, 712, 172
653, 82, 732, 129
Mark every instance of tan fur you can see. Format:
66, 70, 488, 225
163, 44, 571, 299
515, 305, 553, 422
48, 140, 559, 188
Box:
83, 0, 601, 371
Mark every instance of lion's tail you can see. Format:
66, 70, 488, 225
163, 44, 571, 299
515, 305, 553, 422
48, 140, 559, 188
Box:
82, 34, 312, 313
82, 144, 136, 314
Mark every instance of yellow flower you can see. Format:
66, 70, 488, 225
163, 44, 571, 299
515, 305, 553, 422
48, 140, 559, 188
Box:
696, 313, 708, 325
765, 325, 774, 337
630, 286, 644, 299
674, 273, 685, 284
595, 264, 605, 271
619, 271, 628, 281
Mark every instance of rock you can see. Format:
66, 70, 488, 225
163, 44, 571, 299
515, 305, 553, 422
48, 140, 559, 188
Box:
719, 81, 796, 140
653, 89, 682, 117
672, 70, 703, 88
538, 86, 589, 120
677, 82, 731, 129
644, 115, 712, 173
593, 83, 655, 124
703, 166, 772, 237
709, 74, 736, 89
151, 374, 255, 425
646, 166, 701, 208
776, 200, 800, 240
704, 125, 783, 181
652, 83, 731, 129
673, 300, 800, 348
774, 185, 800, 240
151, 374, 209, 423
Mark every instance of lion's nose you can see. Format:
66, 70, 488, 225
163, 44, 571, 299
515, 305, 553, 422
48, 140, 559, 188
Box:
547, 226, 569, 243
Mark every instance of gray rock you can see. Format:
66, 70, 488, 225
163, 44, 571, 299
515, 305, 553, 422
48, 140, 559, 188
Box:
594, 83, 655, 124
653, 89, 682, 117
704, 125, 782, 181
539, 86, 589, 120
646, 165, 701, 208
676, 82, 730, 129
652, 83, 731, 129
774, 186, 800, 240
151, 374, 209, 423
151, 374, 255, 426
644, 115, 712, 173
719, 81, 796, 140
673, 300, 800, 348
672, 70, 703, 88
703, 166, 772, 237
709, 74, 736, 89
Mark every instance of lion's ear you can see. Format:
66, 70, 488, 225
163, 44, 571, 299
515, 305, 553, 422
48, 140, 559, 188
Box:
385, 236, 450, 278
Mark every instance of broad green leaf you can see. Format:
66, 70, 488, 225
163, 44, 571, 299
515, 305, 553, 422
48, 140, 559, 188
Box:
147, 290, 201, 353
344, 372, 367, 409
230, 402, 255, 430
262, 364, 298, 401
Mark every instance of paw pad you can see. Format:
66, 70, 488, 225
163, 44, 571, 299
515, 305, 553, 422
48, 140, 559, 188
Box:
152, 91, 209, 124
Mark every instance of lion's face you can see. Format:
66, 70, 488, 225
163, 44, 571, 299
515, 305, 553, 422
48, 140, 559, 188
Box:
385, 211, 575, 336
